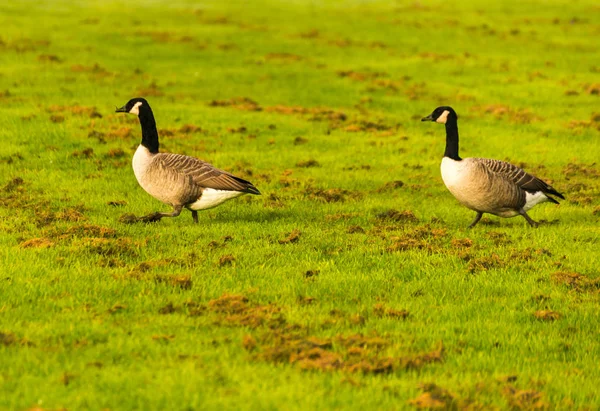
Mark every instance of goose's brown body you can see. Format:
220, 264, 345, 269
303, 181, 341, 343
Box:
441, 157, 557, 218
133, 145, 255, 211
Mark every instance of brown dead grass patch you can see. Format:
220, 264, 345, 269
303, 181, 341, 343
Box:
155, 274, 193, 290
451, 238, 474, 248
135, 82, 164, 97
503, 385, 550, 410
47, 105, 102, 118
264, 52, 303, 62
473, 104, 542, 124
376, 209, 418, 223
266, 105, 347, 122
562, 163, 600, 179
376, 180, 404, 192
2, 177, 24, 192
534, 310, 561, 321
467, 254, 503, 273
373, 303, 409, 320
347, 225, 365, 234
34, 207, 88, 227
19, 238, 55, 249
209, 97, 262, 111
344, 119, 396, 132
208, 294, 285, 329
551, 271, 600, 292
250, 329, 442, 375
279, 229, 301, 244
409, 383, 456, 409
296, 159, 320, 168
218, 254, 236, 267
70, 63, 111, 77
304, 187, 361, 203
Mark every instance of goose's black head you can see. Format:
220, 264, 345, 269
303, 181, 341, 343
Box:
115, 97, 150, 116
421, 106, 457, 124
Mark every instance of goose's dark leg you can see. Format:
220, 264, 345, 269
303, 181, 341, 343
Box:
519, 209, 539, 228
467, 212, 483, 229
138, 205, 183, 223
191, 210, 198, 224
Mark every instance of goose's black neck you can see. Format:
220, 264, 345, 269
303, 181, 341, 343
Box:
138, 108, 159, 154
443, 117, 461, 161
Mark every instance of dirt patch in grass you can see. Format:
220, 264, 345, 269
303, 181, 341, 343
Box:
293, 136, 308, 145
263, 52, 303, 63
343, 119, 397, 133
155, 274, 193, 290
503, 385, 550, 409
304, 187, 361, 203
473, 104, 542, 124
0, 332, 33, 347
347, 225, 365, 234
510, 247, 552, 262
451, 238, 474, 248
35, 207, 88, 227
208, 294, 285, 329
296, 159, 320, 168
2, 177, 25, 192
279, 229, 301, 244
408, 383, 456, 409
249, 330, 442, 375
135, 82, 164, 97
551, 271, 600, 292
209, 97, 262, 111
467, 254, 503, 273
19, 238, 55, 248
486, 231, 511, 246
266, 104, 347, 122
72, 147, 94, 158
81, 237, 137, 257
63, 224, 116, 238
384, 225, 446, 253
376, 209, 418, 223
373, 303, 409, 320
47, 104, 102, 118
376, 181, 404, 192
562, 163, 600, 179
534, 310, 561, 321
218, 254, 236, 267
304, 270, 319, 279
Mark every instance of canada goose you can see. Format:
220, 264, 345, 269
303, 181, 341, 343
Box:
115, 97, 260, 223
421, 106, 564, 228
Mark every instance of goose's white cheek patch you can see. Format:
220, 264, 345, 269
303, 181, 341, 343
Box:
436, 110, 450, 124
129, 101, 143, 115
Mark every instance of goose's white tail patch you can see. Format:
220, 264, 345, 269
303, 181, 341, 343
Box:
524, 191, 549, 211
189, 188, 244, 211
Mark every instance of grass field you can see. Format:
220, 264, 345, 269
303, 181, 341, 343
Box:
1, 0, 600, 409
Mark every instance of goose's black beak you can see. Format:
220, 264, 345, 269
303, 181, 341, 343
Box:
421, 114, 434, 122
115, 105, 127, 113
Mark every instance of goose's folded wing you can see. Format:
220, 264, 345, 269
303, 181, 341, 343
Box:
157, 153, 260, 194
476, 158, 564, 199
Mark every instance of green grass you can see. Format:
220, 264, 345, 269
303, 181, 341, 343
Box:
1, 0, 600, 409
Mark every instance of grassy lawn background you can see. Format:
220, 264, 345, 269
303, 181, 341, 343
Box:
1, 0, 599, 409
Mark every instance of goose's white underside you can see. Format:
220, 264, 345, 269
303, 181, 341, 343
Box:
188, 189, 244, 211
441, 157, 549, 217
